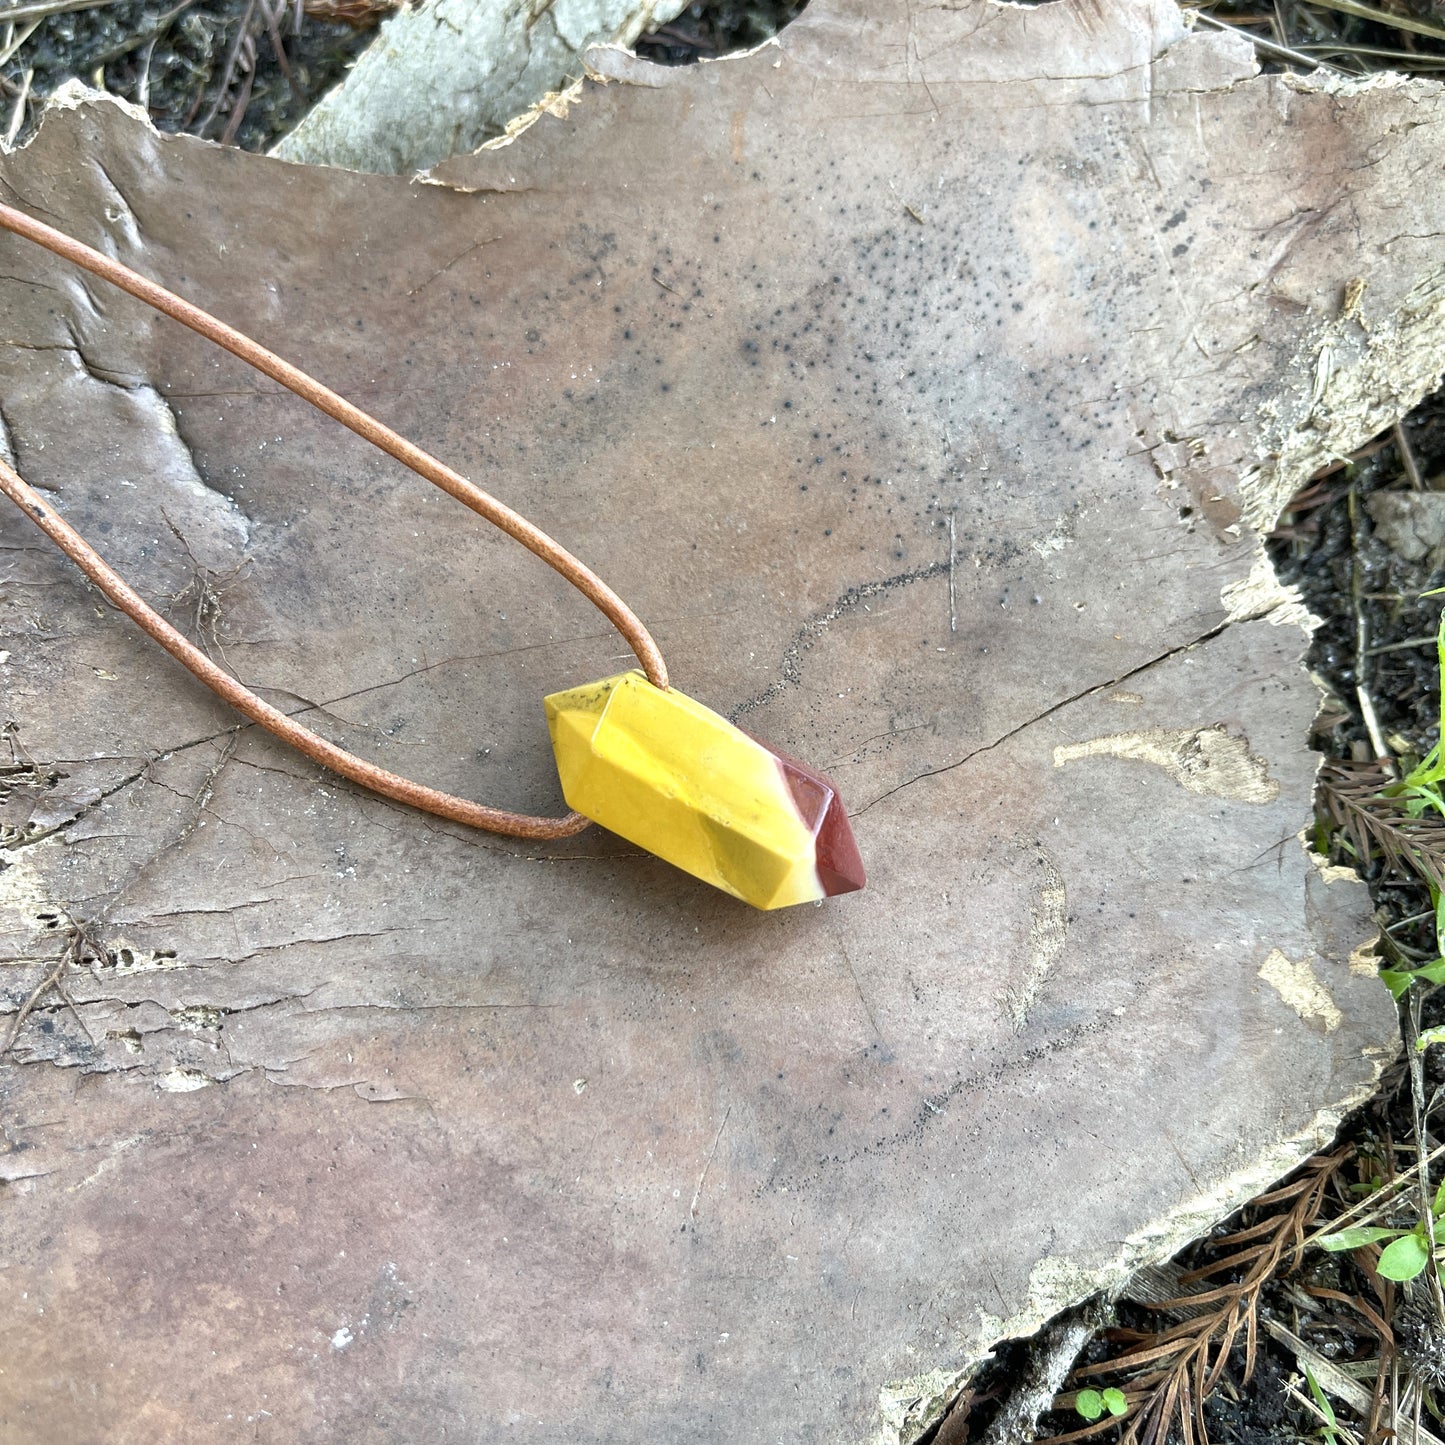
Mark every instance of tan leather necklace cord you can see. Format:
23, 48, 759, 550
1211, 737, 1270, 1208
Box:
0, 200, 671, 840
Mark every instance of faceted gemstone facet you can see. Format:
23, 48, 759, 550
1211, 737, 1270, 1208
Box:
544, 672, 865, 910
755, 738, 867, 899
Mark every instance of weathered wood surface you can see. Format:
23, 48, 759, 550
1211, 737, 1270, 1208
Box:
3, 2, 1440, 1440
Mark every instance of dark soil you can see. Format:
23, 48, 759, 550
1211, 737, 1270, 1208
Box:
1280, 405, 1445, 765
635, 0, 808, 64
3, 0, 378, 152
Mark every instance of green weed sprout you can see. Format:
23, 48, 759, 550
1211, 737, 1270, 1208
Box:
1075, 1387, 1128, 1423
1380, 599, 1445, 1006
1378, 807, 1445, 1044
1303, 1364, 1346, 1445
1379, 900, 1445, 1002
1387, 602, 1445, 820
1319, 1174, 1445, 1281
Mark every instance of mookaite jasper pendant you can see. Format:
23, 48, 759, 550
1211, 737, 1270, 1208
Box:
545, 672, 866, 910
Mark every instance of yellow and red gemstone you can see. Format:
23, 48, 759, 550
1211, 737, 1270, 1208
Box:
544, 672, 865, 910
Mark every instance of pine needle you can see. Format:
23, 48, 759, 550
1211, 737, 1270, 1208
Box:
1035, 1148, 1352, 1445
1319, 760, 1445, 896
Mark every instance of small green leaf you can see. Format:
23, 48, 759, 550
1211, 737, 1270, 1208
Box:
1404, 741, 1442, 786
1304, 1365, 1337, 1428
1384, 958, 1445, 1001
1417, 1026, 1445, 1053
1318, 1225, 1404, 1251
1383, 969, 1415, 1001
1101, 1388, 1127, 1418
1075, 1390, 1105, 1422
1433, 1174, 1445, 1218
1378, 1231, 1432, 1280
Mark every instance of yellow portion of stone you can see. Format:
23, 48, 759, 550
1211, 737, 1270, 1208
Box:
545, 671, 825, 910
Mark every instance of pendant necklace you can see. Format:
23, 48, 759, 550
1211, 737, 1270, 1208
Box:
0, 202, 865, 911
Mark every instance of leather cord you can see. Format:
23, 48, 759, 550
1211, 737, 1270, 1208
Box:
0, 459, 592, 839
0, 200, 673, 839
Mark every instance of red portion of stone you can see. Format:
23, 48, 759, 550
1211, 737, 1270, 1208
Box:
751, 736, 866, 898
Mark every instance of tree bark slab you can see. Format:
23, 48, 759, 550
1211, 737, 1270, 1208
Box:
1, 4, 1439, 1440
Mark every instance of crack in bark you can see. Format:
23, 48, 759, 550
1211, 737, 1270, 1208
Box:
8, 335, 143, 392
730, 560, 951, 720
851, 617, 1231, 818
7, 983, 317, 1023
10, 991, 558, 1028
2, 761, 150, 853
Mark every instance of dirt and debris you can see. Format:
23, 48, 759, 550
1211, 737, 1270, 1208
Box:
0, 0, 808, 156
1196, 0, 1445, 73
0, 0, 379, 152
634, 0, 807, 63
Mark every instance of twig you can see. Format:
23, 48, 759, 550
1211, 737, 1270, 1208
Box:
137, 35, 157, 110
1406, 997, 1445, 1325
1271, 0, 1290, 50
0, 16, 38, 67
0, 916, 103, 1056
2, 64, 29, 148
218, 56, 257, 146
259, 0, 303, 106
1358, 686, 1392, 767
50, 966, 93, 1044
1, 948, 68, 1056
1300, 44, 1445, 66
1398, 423, 1425, 492
1304, 0, 1445, 44
1189, 9, 1335, 69
0, 0, 118, 23
1393, 1358, 1403, 1445
1369, 1345, 1390, 1445
1366, 636, 1440, 658
196, 0, 259, 140
1350, 486, 1395, 771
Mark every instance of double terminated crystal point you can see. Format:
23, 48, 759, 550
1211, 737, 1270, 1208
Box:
545, 672, 865, 910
